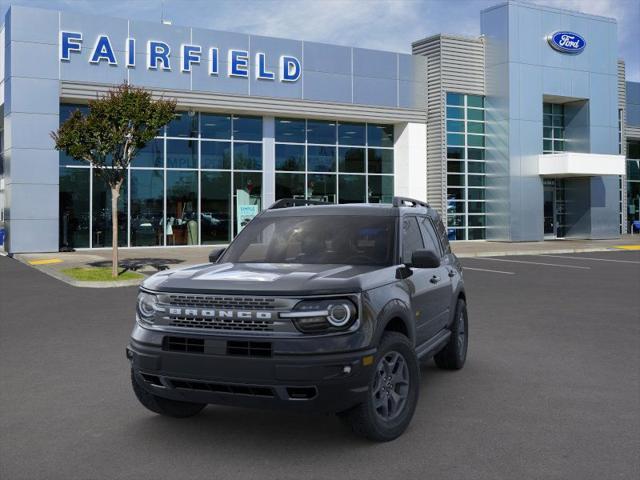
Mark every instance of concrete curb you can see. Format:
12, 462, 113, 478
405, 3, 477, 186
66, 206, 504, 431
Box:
454, 246, 620, 258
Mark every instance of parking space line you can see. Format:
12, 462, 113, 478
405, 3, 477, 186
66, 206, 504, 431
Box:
541, 254, 640, 265
472, 257, 591, 269
463, 267, 515, 275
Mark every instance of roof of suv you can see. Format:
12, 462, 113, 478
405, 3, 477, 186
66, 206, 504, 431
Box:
261, 198, 435, 218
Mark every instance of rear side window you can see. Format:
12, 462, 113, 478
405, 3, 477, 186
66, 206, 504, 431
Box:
432, 214, 451, 254
402, 217, 424, 264
419, 217, 443, 257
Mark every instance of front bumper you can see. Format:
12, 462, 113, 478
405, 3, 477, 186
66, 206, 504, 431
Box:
128, 326, 376, 414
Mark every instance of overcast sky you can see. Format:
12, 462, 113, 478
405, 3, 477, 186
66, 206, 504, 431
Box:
1, 0, 638, 80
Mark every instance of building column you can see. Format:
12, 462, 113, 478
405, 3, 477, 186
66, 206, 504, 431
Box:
393, 122, 427, 202
262, 116, 275, 208
3, 6, 60, 253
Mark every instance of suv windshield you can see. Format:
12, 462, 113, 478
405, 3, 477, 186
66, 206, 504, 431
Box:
221, 215, 397, 266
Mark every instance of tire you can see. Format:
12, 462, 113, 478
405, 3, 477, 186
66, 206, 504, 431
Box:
131, 369, 206, 418
338, 332, 420, 442
434, 298, 468, 370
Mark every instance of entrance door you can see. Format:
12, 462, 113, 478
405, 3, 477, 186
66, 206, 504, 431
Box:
543, 178, 567, 238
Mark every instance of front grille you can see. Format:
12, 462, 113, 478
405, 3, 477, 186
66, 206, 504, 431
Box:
168, 316, 274, 332
168, 294, 277, 310
163, 336, 205, 353
227, 340, 272, 357
169, 379, 275, 397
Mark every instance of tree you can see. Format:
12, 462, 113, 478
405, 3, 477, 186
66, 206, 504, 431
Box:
52, 83, 176, 278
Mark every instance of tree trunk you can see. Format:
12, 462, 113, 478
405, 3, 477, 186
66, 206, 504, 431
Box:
111, 184, 121, 278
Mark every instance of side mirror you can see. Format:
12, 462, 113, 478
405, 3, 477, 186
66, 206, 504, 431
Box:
208, 247, 226, 263
410, 249, 441, 269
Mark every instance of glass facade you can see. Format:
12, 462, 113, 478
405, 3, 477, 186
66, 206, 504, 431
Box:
58, 107, 393, 249
445, 92, 486, 240
627, 140, 640, 232
543, 103, 565, 154
274, 118, 394, 204
58, 105, 263, 248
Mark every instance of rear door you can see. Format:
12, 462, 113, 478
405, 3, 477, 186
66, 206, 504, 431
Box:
400, 216, 441, 345
419, 216, 453, 333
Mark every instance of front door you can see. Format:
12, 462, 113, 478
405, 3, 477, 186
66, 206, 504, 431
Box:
543, 179, 567, 238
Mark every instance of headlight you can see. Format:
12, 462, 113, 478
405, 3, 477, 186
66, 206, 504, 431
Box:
281, 298, 357, 333
137, 291, 158, 325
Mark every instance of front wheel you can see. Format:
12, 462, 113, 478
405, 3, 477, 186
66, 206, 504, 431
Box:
434, 298, 468, 370
131, 370, 206, 418
338, 332, 420, 442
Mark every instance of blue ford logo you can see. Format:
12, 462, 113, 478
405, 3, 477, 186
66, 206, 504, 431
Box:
547, 31, 586, 54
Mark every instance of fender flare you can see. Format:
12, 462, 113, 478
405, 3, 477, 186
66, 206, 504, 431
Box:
373, 298, 415, 346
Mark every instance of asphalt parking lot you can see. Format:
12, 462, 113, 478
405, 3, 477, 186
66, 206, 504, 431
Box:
1, 250, 639, 480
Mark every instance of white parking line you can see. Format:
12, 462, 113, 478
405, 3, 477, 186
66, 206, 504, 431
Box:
472, 257, 591, 269
540, 254, 640, 265
463, 267, 515, 275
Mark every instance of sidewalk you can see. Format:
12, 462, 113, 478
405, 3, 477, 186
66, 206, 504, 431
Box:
8, 235, 640, 287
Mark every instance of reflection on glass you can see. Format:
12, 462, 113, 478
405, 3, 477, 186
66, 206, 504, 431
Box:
167, 139, 197, 169
275, 118, 305, 143
233, 115, 262, 141
306, 120, 336, 144
338, 122, 365, 146
368, 149, 394, 174
275, 144, 305, 171
201, 171, 231, 244
234, 142, 262, 170
201, 141, 231, 169
135, 139, 164, 168
234, 172, 262, 236
368, 175, 394, 203
167, 171, 198, 245
308, 145, 336, 172
59, 104, 90, 166
307, 174, 336, 202
446, 93, 464, 106
339, 147, 365, 173
167, 111, 198, 138
92, 170, 127, 247
130, 169, 164, 246
367, 124, 394, 147
59, 167, 90, 248
275, 173, 305, 200
201, 113, 231, 139
338, 175, 365, 203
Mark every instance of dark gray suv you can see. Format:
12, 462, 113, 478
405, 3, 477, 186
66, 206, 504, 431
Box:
127, 197, 468, 441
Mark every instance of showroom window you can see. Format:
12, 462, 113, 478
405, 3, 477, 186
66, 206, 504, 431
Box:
274, 118, 394, 204
445, 92, 486, 241
543, 103, 565, 154
627, 140, 640, 233
58, 104, 263, 248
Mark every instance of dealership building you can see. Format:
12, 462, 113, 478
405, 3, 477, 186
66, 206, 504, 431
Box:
0, 1, 639, 252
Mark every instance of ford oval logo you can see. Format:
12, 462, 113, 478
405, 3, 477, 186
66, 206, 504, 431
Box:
547, 31, 586, 54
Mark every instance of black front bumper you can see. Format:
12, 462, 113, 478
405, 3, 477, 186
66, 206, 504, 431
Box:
128, 327, 376, 414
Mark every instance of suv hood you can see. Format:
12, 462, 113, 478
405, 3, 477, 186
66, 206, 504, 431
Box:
143, 262, 395, 296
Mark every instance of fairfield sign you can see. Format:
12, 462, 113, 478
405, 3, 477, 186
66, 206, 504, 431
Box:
59, 31, 302, 82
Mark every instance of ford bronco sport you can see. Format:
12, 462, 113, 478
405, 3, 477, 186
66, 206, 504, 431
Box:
127, 197, 468, 441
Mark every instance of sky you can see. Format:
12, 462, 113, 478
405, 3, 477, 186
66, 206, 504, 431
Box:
1, 0, 638, 80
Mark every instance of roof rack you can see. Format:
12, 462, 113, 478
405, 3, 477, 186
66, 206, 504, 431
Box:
392, 196, 430, 208
268, 198, 331, 210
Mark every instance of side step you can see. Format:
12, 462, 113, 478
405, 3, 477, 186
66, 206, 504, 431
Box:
415, 329, 451, 360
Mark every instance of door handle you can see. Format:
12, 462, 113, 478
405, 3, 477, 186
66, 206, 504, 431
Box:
430, 275, 440, 284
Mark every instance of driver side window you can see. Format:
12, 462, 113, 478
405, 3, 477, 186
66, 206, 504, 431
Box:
402, 217, 424, 264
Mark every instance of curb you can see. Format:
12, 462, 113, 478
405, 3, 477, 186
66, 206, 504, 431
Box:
454, 246, 621, 258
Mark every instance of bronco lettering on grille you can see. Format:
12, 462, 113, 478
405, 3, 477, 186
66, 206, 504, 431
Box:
168, 308, 273, 320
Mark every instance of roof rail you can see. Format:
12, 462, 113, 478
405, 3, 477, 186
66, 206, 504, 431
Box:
392, 196, 430, 208
268, 198, 331, 210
